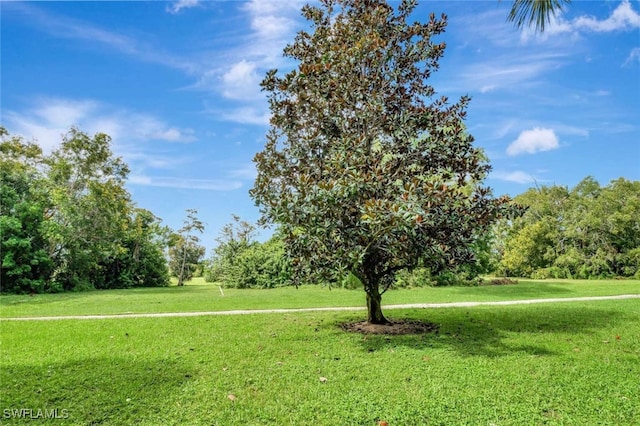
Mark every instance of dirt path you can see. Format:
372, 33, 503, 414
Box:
2, 294, 638, 321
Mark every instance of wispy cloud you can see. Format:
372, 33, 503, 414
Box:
166, 0, 200, 15
459, 52, 567, 93
4, 97, 196, 151
624, 47, 640, 66
229, 163, 258, 180
491, 170, 538, 184
4, 2, 198, 74
204, 0, 305, 124
129, 175, 242, 191
219, 107, 271, 126
507, 128, 560, 156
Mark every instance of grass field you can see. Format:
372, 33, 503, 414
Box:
1, 278, 639, 318
1, 280, 639, 425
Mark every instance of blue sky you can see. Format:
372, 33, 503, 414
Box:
2, 0, 639, 251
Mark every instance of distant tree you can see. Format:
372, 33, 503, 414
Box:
1, 126, 172, 293
204, 214, 257, 283
251, 0, 515, 324
506, 0, 571, 32
499, 177, 640, 279
170, 209, 205, 286
94, 209, 170, 289
44, 128, 133, 290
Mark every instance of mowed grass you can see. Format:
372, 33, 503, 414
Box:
1, 281, 639, 424
1, 278, 639, 318
1, 300, 639, 425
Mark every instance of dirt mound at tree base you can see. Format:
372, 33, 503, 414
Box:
341, 319, 439, 335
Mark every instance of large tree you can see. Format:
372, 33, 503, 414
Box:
251, 0, 515, 324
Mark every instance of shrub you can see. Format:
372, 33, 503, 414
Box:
223, 237, 292, 289
339, 272, 362, 289
394, 268, 433, 288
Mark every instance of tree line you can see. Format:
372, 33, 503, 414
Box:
3, 129, 638, 296
0, 127, 205, 293
496, 177, 640, 279
203, 175, 640, 291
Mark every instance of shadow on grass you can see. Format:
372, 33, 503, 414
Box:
0, 357, 193, 425
343, 305, 622, 358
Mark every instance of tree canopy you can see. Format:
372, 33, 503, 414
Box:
251, 0, 516, 323
1, 127, 170, 293
498, 177, 640, 279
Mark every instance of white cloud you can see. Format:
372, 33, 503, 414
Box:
3, 98, 196, 154
492, 171, 537, 184
166, 0, 199, 15
185, 0, 304, 124
241, 0, 303, 31
250, 14, 297, 40
519, 15, 577, 43
220, 107, 271, 126
129, 175, 242, 191
506, 127, 560, 156
521, 0, 640, 42
573, 0, 640, 32
222, 60, 263, 100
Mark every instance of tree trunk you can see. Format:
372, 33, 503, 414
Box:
365, 283, 389, 325
178, 244, 187, 286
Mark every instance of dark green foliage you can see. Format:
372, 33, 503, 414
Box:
204, 215, 257, 284
0, 127, 170, 293
226, 237, 292, 289
498, 177, 640, 279
44, 128, 133, 291
251, 0, 515, 323
92, 210, 170, 289
0, 130, 53, 293
205, 217, 291, 289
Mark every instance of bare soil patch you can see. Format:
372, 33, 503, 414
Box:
341, 319, 439, 335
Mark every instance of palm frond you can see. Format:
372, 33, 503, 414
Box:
507, 0, 571, 32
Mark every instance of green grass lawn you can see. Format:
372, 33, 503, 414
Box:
1, 281, 639, 424
1, 278, 639, 318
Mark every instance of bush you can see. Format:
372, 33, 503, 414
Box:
220, 237, 292, 289
531, 266, 568, 280
339, 272, 362, 289
203, 258, 226, 283
394, 268, 433, 288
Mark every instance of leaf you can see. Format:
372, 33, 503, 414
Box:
227, 394, 237, 401
319, 377, 328, 383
